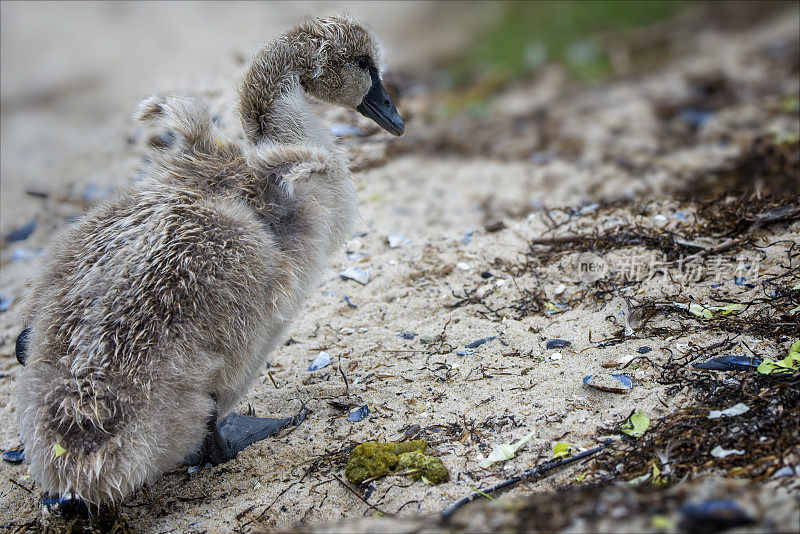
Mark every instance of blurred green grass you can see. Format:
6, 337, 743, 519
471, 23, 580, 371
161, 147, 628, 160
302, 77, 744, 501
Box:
449, 0, 688, 85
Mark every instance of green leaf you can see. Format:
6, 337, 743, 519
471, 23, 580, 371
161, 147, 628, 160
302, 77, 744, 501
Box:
576, 472, 587, 482
53, 443, 66, 458
652, 462, 667, 487
757, 350, 800, 375
687, 303, 712, 319
553, 442, 572, 458
791, 339, 800, 353
652, 514, 676, 531
710, 303, 744, 317
621, 410, 650, 438
675, 302, 744, 319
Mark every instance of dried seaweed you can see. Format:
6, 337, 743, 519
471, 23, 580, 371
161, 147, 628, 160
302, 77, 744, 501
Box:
680, 136, 800, 200
593, 369, 800, 484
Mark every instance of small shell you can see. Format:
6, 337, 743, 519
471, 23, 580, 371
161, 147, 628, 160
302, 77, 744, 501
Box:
347, 405, 369, 422
2, 449, 24, 464
546, 339, 571, 349
387, 234, 410, 248
340, 267, 370, 285
693, 355, 761, 371
583, 374, 632, 393
308, 351, 331, 371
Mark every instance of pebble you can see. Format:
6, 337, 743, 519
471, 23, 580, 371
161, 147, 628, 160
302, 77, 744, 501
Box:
480, 271, 493, 279
347, 405, 369, 422
340, 267, 370, 285
398, 330, 417, 340
546, 339, 571, 349
772, 466, 795, 477
456, 349, 475, 356
456, 262, 471, 271
484, 221, 507, 232
637, 346, 652, 354
0, 295, 13, 312
679, 500, 753, 532
553, 283, 566, 295
677, 108, 715, 128
308, 351, 331, 371
5, 220, 36, 242
582, 374, 632, 393
550, 352, 563, 361
465, 336, 495, 349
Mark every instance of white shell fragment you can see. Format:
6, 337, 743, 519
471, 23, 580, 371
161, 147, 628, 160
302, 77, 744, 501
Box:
708, 403, 749, 419
554, 283, 566, 295
387, 234, 410, 248
710, 445, 745, 458
308, 351, 331, 371
339, 267, 370, 285
456, 262, 471, 271
478, 428, 536, 469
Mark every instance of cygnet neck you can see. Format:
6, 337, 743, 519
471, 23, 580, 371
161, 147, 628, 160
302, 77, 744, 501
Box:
238, 35, 329, 147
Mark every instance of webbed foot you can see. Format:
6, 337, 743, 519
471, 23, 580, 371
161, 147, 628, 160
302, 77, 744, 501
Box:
40, 493, 89, 520
185, 404, 307, 467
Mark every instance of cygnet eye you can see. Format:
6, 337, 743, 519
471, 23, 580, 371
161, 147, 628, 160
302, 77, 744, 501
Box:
356, 56, 370, 70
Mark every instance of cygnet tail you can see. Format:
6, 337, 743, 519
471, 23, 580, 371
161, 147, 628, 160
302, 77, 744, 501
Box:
19, 369, 211, 506
135, 93, 213, 148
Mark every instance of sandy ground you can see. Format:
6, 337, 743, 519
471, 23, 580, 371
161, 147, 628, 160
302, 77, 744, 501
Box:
1, 2, 799, 532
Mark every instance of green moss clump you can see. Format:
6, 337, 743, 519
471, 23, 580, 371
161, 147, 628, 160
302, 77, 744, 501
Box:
396, 451, 450, 484
344, 440, 427, 485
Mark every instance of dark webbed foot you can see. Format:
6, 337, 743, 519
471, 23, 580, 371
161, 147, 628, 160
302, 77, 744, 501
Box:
16, 326, 30, 366
40, 493, 89, 520
186, 403, 307, 467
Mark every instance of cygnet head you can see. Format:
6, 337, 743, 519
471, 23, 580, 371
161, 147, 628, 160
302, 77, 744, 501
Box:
295, 15, 405, 136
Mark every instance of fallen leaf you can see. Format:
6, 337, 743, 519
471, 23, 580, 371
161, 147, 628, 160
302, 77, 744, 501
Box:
621, 410, 650, 437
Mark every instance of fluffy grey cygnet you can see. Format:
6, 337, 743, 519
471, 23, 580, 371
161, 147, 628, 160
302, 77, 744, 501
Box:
15, 14, 404, 516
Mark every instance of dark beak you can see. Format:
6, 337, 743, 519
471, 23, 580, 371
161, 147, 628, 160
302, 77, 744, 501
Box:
357, 67, 405, 136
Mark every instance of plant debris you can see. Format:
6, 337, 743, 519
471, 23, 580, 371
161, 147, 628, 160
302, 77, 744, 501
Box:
621, 411, 650, 438
479, 428, 536, 468
344, 440, 448, 485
